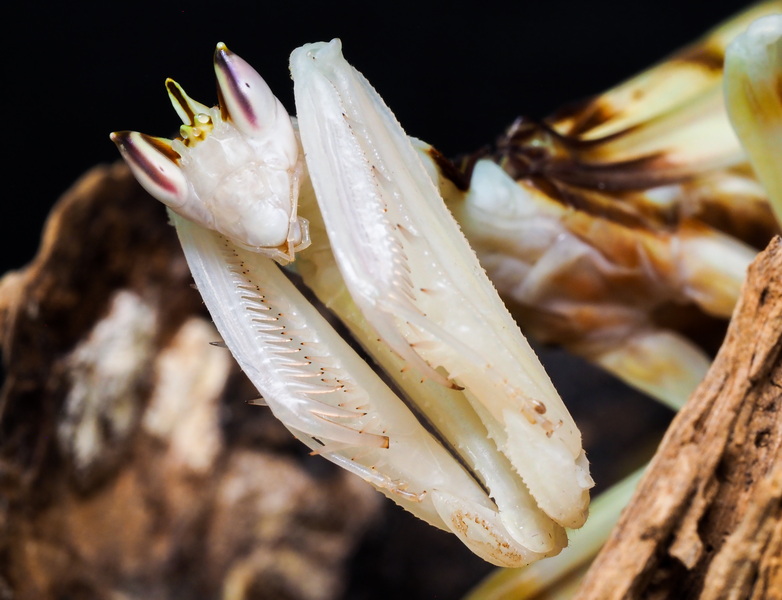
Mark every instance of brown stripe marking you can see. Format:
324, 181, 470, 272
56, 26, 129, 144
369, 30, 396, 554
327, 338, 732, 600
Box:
165, 79, 196, 125
675, 44, 724, 71
214, 47, 256, 126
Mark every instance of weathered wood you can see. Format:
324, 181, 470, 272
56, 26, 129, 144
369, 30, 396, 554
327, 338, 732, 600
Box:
576, 237, 782, 599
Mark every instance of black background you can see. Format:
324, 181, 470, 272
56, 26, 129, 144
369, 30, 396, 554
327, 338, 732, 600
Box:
3, 0, 752, 275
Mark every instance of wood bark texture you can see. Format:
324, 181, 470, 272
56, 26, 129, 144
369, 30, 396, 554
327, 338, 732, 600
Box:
576, 237, 782, 600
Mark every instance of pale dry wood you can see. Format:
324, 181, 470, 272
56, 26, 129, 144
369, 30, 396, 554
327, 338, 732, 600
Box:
576, 237, 782, 599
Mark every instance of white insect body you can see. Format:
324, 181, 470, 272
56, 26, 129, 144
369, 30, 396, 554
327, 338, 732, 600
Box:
110, 3, 782, 572
115, 44, 310, 264
112, 42, 592, 566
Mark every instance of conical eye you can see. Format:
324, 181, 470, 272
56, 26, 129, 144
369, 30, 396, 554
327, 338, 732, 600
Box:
214, 42, 280, 138
110, 131, 189, 209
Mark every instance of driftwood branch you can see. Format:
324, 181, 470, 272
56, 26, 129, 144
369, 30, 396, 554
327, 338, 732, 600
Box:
576, 237, 782, 599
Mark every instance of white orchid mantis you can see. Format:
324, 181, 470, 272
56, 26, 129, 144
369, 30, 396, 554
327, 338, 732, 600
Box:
110, 0, 782, 572
112, 41, 592, 566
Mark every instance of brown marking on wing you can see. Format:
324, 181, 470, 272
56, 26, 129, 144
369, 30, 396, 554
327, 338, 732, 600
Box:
534, 177, 668, 231
499, 127, 690, 191
674, 43, 725, 72
426, 146, 471, 191
494, 124, 688, 230
546, 96, 620, 138
560, 99, 622, 138
498, 116, 646, 175
545, 97, 651, 145
544, 153, 691, 192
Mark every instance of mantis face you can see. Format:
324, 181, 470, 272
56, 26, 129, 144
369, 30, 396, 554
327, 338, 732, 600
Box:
113, 44, 310, 264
